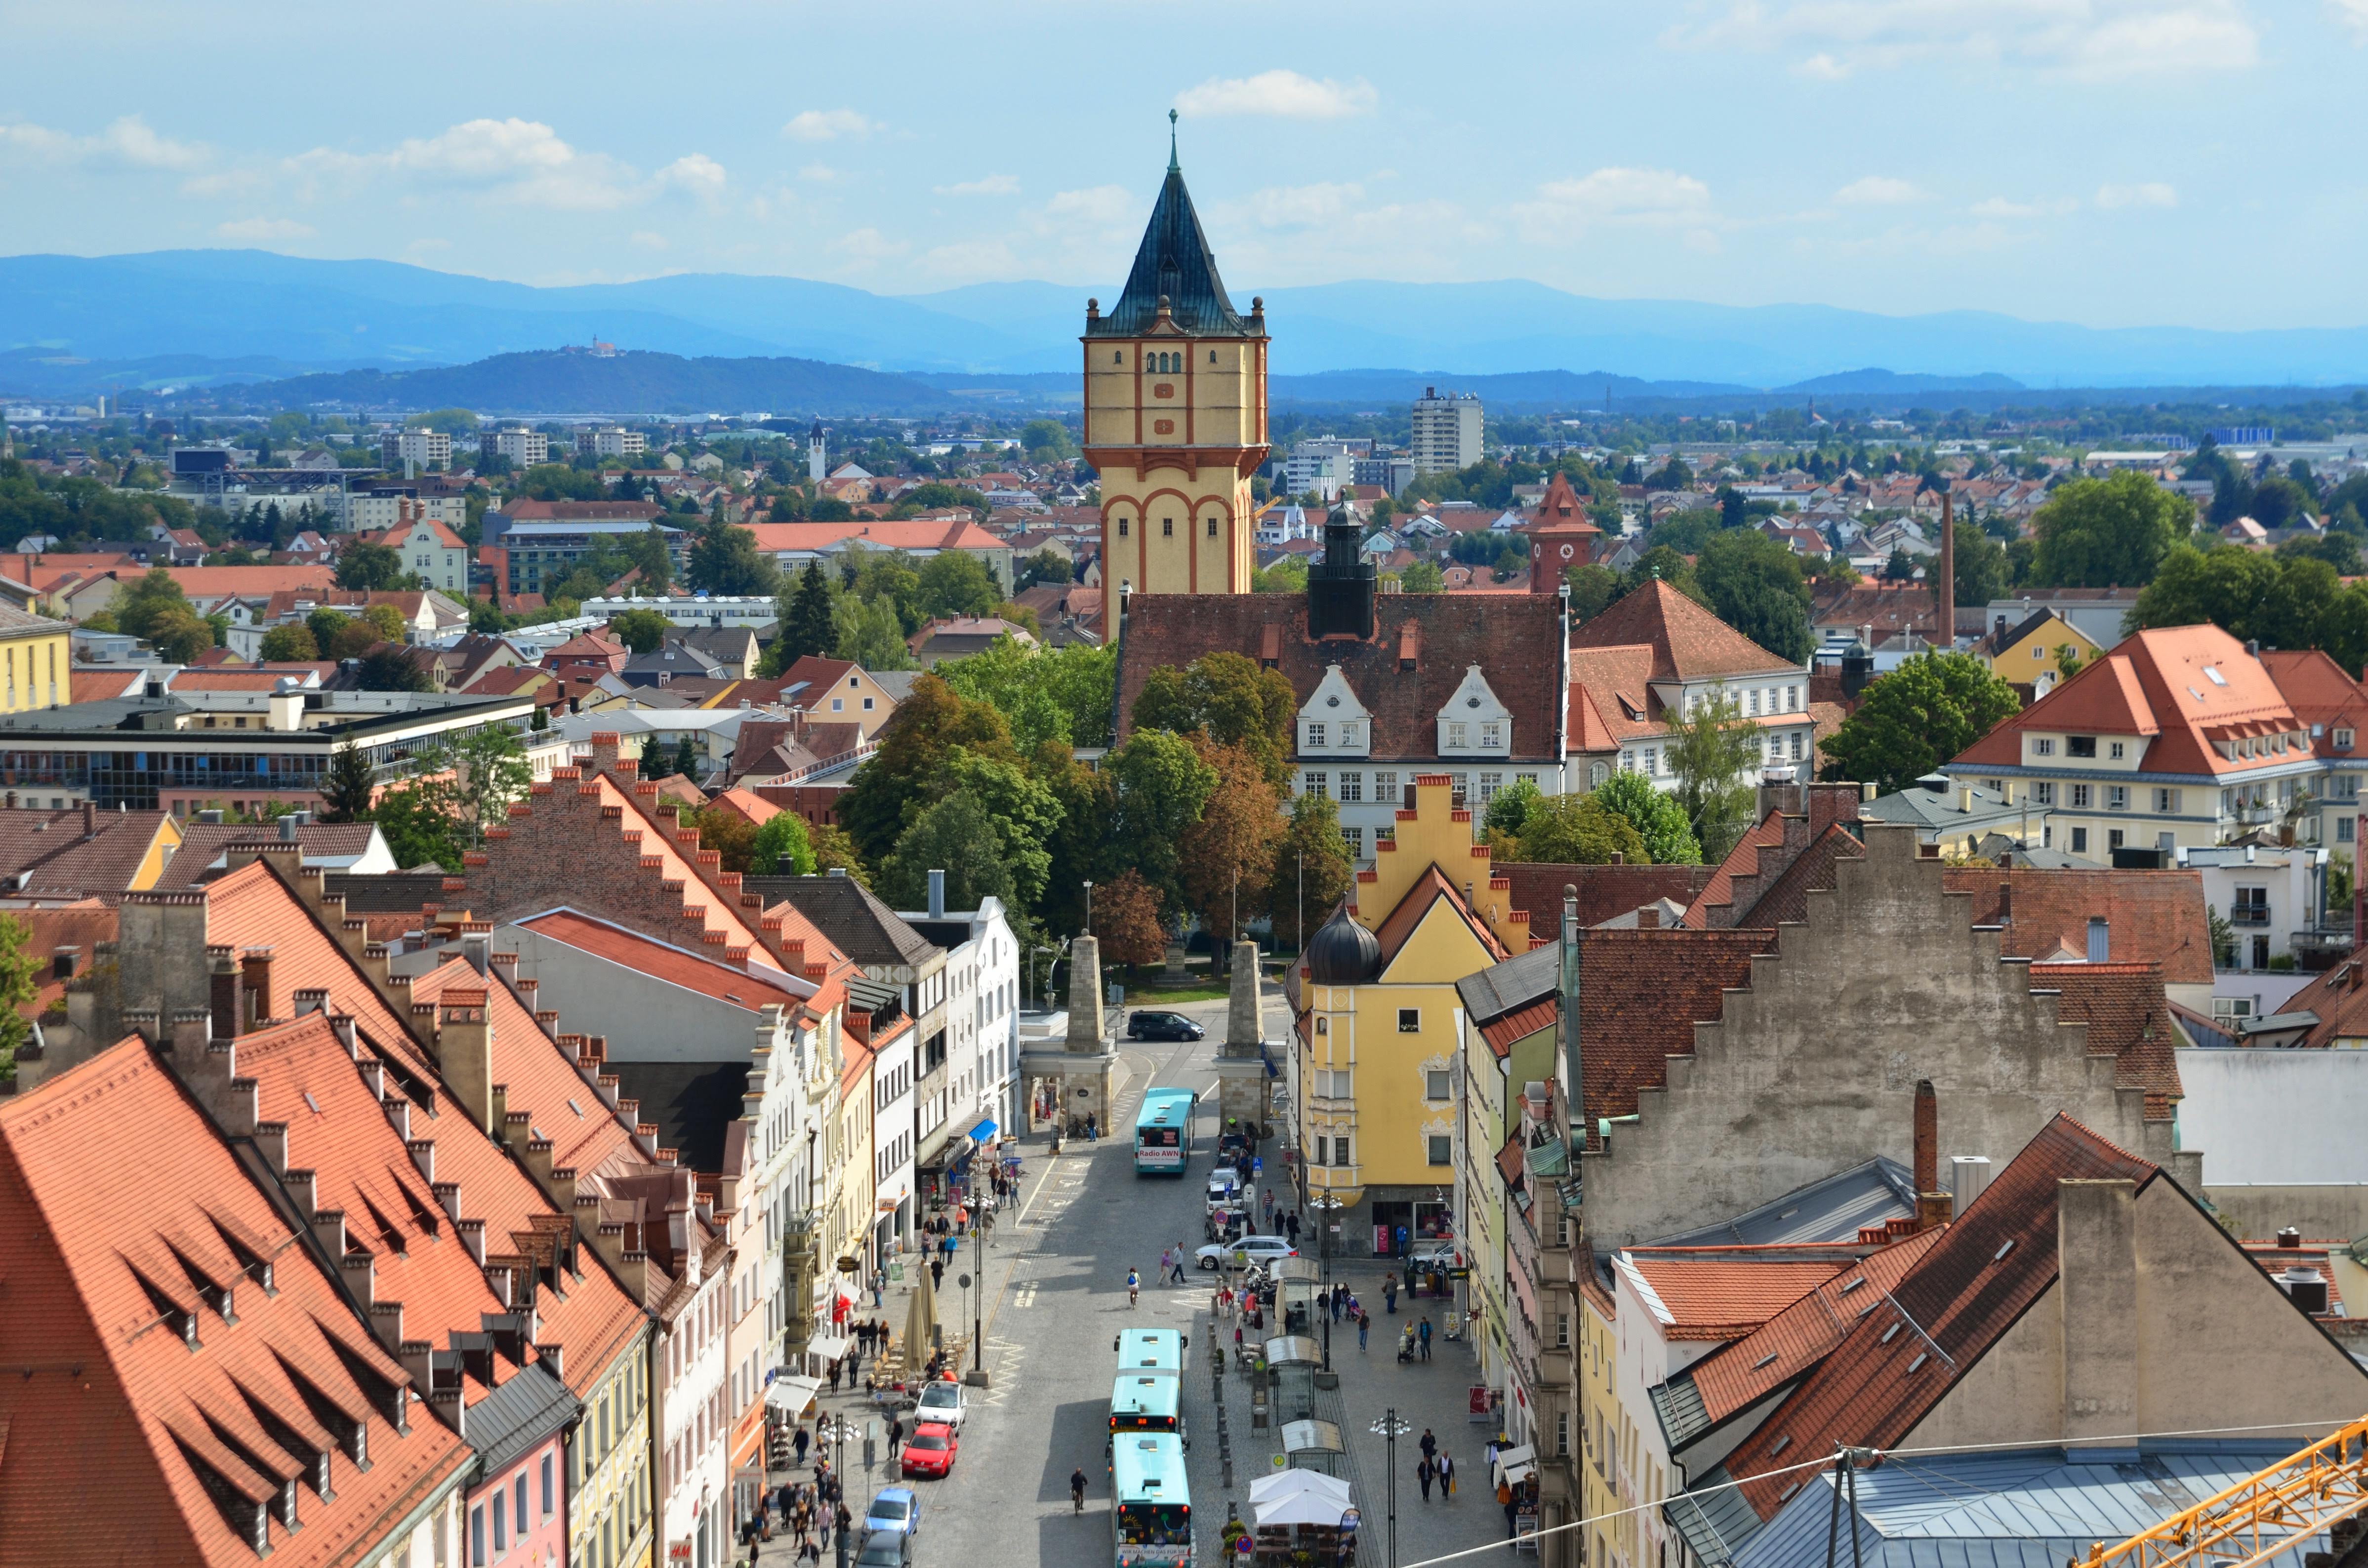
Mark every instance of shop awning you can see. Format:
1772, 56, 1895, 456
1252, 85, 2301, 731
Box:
1493, 1442, 1538, 1487
803, 1333, 853, 1365
965, 1118, 998, 1143
765, 1375, 825, 1419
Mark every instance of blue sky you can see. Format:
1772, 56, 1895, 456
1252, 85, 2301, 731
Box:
3, 0, 2364, 330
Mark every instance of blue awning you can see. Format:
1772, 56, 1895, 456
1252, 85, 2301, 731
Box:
966, 1119, 998, 1144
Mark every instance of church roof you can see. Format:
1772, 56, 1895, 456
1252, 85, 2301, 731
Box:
1087, 138, 1254, 340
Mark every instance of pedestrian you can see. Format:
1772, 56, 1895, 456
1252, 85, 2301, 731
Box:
1417, 1455, 1435, 1502
828, 1358, 842, 1394
1262, 1188, 1274, 1227
870, 1270, 885, 1309
1438, 1452, 1457, 1499
1234, 1323, 1244, 1356
847, 1346, 861, 1383
888, 1415, 904, 1457
793, 1426, 811, 1466
1357, 1310, 1369, 1352
1086, 1112, 1098, 1141
1419, 1317, 1433, 1360
835, 1503, 853, 1547
1159, 1245, 1175, 1283
1499, 1479, 1517, 1538
930, 1256, 943, 1289
1171, 1243, 1187, 1285
1286, 1211, 1300, 1246
1384, 1275, 1398, 1315
1420, 1428, 1437, 1464
1395, 1223, 1410, 1257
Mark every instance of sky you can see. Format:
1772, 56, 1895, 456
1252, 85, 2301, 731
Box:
3, 0, 2366, 331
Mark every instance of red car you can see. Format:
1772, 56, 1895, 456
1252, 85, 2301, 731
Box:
901, 1421, 958, 1479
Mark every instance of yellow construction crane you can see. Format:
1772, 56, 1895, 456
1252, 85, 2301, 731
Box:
2079, 1418, 2368, 1568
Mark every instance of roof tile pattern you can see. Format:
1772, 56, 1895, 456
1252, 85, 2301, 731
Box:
1940, 868, 2214, 986
1571, 580, 1800, 681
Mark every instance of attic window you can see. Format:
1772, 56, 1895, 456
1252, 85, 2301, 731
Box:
1993, 1239, 2016, 1261
1879, 1322, 1903, 1344
1752, 1352, 1779, 1370
1838, 1276, 1865, 1295
301, 1091, 321, 1115
568, 1098, 584, 1118
2205, 665, 2228, 686
1765, 1434, 1792, 1457
1907, 1352, 1929, 1372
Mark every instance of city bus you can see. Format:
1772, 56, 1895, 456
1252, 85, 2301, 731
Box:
1114, 1327, 1187, 1378
1111, 1433, 1192, 1568
1108, 1373, 1188, 1449
1132, 1088, 1196, 1176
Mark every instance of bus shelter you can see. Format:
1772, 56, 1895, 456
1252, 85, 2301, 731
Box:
1281, 1417, 1347, 1479
1270, 1257, 1323, 1335
1264, 1334, 1321, 1424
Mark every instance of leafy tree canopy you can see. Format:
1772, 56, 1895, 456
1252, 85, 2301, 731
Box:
608, 608, 672, 654
915, 550, 1000, 619
1498, 792, 1646, 865
1695, 528, 1813, 663
1588, 769, 1702, 865
935, 637, 1116, 751
1819, 650, 2024, 797
1130, 651, 1297, 788
258, 624, 319, 662
335, 541, 412, 592
1670, 687, 1761, 864
2029, 471, 2194, 588
1267, 792, 1354, 953
2129, 543, 2368, 672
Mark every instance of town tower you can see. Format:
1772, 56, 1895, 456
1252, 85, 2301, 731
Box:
1082, 114, 1268, 595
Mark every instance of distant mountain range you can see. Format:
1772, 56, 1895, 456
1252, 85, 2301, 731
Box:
5, 250, 2368, 394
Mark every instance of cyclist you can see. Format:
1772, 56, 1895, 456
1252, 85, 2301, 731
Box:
1072, 1467, 1089, 1514
1126, 1268, 1141, 1308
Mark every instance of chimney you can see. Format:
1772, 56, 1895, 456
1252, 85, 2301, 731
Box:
1636, 906, 1658, 930
2057, 1178, 2140, 1447
2276, 1225, 2302, 1249
240, 948, 275, 1028
461, 929, 490, 976
436, 991, 496, 1134
1937, 486, 1955, 650
1913, 1080, 1951, 1230
1950, 1155, 1992, 1218
2086, 917, 2109, 964
927, 869, 946, 921
81, 800, 96, 841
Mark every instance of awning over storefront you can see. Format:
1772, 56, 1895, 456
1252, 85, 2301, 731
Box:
804, 1333, 853, 1365
965, 1118, 998, 1143
765, 1375, 825, 1419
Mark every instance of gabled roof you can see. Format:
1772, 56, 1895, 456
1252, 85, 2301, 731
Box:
1492, 861, 1717, 930
205, 858, 437, 1077
156, 823, 383, 889
1370, 864, 1511, 975
521, 908, 816, 1015
0, 806, 177, 902
1085, 153, 1253, 339
1575, 927, 1770, 1127
1940, 867, 2214, 985
746, 874, 939, 969
1571, 580, 1799, 681
1456, 941, 1560, 1026
0, 1038, 469, 1565
1615, 1250, 1859, 1342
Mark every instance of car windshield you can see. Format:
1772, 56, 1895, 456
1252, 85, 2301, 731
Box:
871, 1499, 908, 1521
858, 1548, 901, 1568
910, 1432, 950, 1450
920, 1386, 956, 1405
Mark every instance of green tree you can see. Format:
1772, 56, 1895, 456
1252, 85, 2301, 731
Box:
1400, 559, 1445, 594
336, 541, 409, 591
371, 780, 465, 869
1695, 529, 1813, 661
113, 568, 194, 642
1565, 563, 1619, 623
832, 595, 916, 670
147, 608, 215, 664
2279, 531, 2363, 577
1504, 792, 1646, 864
1622, 546, 1705, 606
1033, 739, 1116, 938
358, 648, 430, 691
672, 733, 699, 781
750, 810, 817, 875
2029, 471, 2194, 588
1267, 792, 1355, 953
1669, 688, 1761, 863
1589, 770, 1702, 865
1107, 729, 1219, 901
776, 559, 840, 667
319, 743, 379, 823
2130, 544, 2368, 670
1129, 651, 1297, 787
1819, 651, 2024, 797
837, 675, 1019, 864
1951, 520, 2011, 606
608, 608, 672, 654
915, 550, 1000, 619
361, 603, 407, 644
258, 624, 319, 662
1482, 778, 1545, 849
410, 725, 535, 848
0, 913, 41, 1077
1252, 559, 1308, 594
937, 638, 1116, 751
686, 521, 780, 596
307, 606, 352, 653
1020, 419, 1076, 461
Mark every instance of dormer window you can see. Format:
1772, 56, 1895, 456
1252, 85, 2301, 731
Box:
1447, 722, 1468, 748
2338, 728, 2356, 750
1482, 721, 1502, 748
1307, 722, 1327, 748
1342, 721, 1359, 746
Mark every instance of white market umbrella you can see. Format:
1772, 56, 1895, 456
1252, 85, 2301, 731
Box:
1256, 1492, 1353, 1529
1251, 1469, 1353, 1507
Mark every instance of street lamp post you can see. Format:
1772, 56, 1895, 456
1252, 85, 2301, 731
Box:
971, 1212, 988, 1373
829, 1414, 852, 1568
1371, 1408, 1411, 1568
1312, 1193, 1341, 1372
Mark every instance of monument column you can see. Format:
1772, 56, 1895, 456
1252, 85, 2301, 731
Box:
1213, 938, 1271, 1139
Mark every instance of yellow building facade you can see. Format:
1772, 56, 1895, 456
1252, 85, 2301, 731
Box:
0, 605, 71, 712
1298, 775, 1531, 1250
1984, 605, 2101, 686
1083, 134, 1267, 598
572, 1336, 656, 1568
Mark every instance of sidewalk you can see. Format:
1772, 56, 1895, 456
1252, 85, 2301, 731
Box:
1181, 1258, 1503, 1567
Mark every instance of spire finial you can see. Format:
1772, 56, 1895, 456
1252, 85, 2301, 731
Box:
1168, 108, 1179, 172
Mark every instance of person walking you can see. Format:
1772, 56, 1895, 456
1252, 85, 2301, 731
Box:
1420, 1428, 1437, 1466
1417, 1455, 1436, 1503
827, 1358, 842, 1394
834, 1503, 852, 1547
870, 1270, 885, 1309
792, 1426, 811, 1467
1127, 1267, 1141, 1307
1499, 1477, 1517, 1538
888, 1415, 904, 1457
930, 1255, 944, 1290
1357, 1309, 1369, 1352
1437, 1451, 1457, 1499
1170, 1243, 1188, 1285
1285, 1211, 1301, 1246
1158, 1246, 1174, 1284
1419, 1316, 1434, 1361
1383, 1275, 1398, 1315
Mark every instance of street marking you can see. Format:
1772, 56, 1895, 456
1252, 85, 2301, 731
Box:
1014, 1282, 1039, 1308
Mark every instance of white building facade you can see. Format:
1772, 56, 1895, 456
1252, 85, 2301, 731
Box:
1410, 389, 1483, 475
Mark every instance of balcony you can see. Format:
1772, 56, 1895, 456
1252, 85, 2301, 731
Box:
2228, 906, 2272, 928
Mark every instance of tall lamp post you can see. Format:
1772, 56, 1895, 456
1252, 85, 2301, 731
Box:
1371, 1408, 1411, 1568
828, 1413, 853, 1568
971, 1207, 988, 1373
1311, 1193, 1342, 1372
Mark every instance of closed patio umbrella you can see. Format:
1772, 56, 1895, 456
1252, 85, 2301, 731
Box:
902, 1257, 938, 1368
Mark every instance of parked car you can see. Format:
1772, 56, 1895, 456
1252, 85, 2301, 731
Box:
901, 1421, 960, 1479
864, 1488, 921, 1538
913, 1378, 968, 1430
1407, 1238, 1460, 1268
857, 1531, 915, 1568
1127, 1010, 1206, 1042
1205, 1169, 1242, 1213
1196, 1234, 1297, 1270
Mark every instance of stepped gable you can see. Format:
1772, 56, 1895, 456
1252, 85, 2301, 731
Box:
440, 732, 807, 977
0, 1038, 468, 1566
1941, 866, 2213, 985
1575, 926, 1769, 1131
2030, 961, 2182, 1117
1580, 823, 2190, 1249
1683, 786, 1866, 930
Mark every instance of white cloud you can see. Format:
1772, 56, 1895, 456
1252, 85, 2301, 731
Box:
2334, 0, 2368, 41
782, 109, 875, 142
286, 119, 715, 211
1664, 1, 2257, 81
631, 230, 671, 251
1970, 195, 2079, 217
934, 174, 1020, 196
2096, 180, 2178, 207
213, 216, 315, 241
833, 227, 909, 263
1174, 70, 1376, 119
799, 164, 841, 183
1226, 182, 1367, 230
0, 114, 206, 170
656, 154, 726, 195
1045, 185, 1135, 226
1834, 175, 1925, 205
1532, 167, 1713, 222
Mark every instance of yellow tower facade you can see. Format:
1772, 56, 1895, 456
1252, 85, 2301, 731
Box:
1083, 130, 1268, 596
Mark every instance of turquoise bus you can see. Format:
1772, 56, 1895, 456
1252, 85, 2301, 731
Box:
1132, 1088, 1196, 1176
1114, 1327, 1187, 1378
1111, 1433, 1192, 1568
1109, 1373, 1188, 1449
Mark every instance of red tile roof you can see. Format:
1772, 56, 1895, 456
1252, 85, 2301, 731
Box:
0, 806, 178, 902
1480, 999, 1559, 1057
0, 1039, 469, 1564
1722, 1116, 2158, 1524
1575, 927, 1769, 1126
1493, 862, 1717, 930
1114, 592, 1568, 762
204, 859, 437, 1078
521, 909, 815, 1016
745, 519, 1005, 555
1618, 1250, 1858, 1340
2030, 961, 2182, 1116
1367, 863, 1511, 971
1567, 645, 1663, 743
1680, 812, 1791, 929
1940, 867, 2214, 985
1570, 579, 1799, 680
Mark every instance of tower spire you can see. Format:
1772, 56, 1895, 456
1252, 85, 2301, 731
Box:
1168, 108, 1179, 172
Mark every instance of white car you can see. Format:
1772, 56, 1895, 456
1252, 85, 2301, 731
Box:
1205, 1171, 1243, 1213
912, 1379, 968, 1429
1197, 1235, 1298, 1270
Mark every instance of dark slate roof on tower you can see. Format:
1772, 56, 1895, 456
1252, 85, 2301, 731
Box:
1087, 147, 1254, 339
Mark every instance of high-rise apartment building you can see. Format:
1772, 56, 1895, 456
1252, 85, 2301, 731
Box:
1409, 388, 1483, 475
381, 427, 453, 472
480, 426, 549, 467
577, 425, 648, 459
1081, 130, 1268, 596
